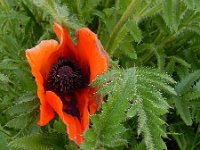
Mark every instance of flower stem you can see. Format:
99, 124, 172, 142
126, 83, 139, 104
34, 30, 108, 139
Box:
0, 126, 10, 136
106, 0, 139, 54
76, 0, 84, 23
104, 0, 110, 7
62, 20, 79, 30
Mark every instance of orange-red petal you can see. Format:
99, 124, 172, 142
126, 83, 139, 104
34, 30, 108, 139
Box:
76, 28, 109, 82
76, 90, 90, 131
79, 87, 103, 115
64, 114, 83, 145
89, 92, 103, 115
36, 79, 55, 126
26, 22, 108, 146
37, 102, 55, 126
26, 40, 60, 79
45, 91, 84, 145
53, 23, 109, 82
26, 40, 59, 125
53, 22, 78, 60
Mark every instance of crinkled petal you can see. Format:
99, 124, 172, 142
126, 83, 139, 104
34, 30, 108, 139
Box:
89, 95, 103, 115
76, 90, 90, 131
45, 91, 84, 145
26, 40, 60, 78
53, 21, 78, 60
76, 87, 103, 131
36, 75, 54, 125
65, 114, 84, 145
37, 101, 55, 126
84, 87, 103, 115
76, 28, 109, 82
26, 41, 59, 125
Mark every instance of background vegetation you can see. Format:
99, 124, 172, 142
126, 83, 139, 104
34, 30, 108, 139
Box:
0, 0, 200, 149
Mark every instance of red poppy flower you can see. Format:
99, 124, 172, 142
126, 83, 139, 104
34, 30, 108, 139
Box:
26, 22, 109, 145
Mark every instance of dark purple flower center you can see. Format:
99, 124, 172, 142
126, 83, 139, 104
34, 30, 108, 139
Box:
45, 57, 89, 119
45, 57, 89, 95
60, 95, 81, 120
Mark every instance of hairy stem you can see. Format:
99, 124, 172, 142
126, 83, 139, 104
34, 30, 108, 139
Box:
76, 0, 84, 23
106, 0, 139, 54
104, 0, 110, 8
61, 20, 79, 30
0, 126, 10, 136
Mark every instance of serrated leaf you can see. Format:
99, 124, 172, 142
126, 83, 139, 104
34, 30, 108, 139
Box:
82, 68, 136, 149
6, 100, 39, 117
109, 25, 128, 54
183, 91, 200, 100
9, 133, 66, 150
132, 140, 146, 150
174, 97, 192, 126
138, 67, 176, 84
127, 104, 139, 118
0, 132, 9, 150
53, 119, 66, 133
141, 76, 177, 95
0, 73, 11, 83
169, 56, 191, 68
16, 92, 37, 104
175, 70, 200, 95
162, 0, 180, 31
127, 20, 142, 43
182, 0, 200, 10
5, 114, 30, 129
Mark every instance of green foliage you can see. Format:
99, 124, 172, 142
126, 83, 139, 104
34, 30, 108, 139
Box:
129, 68, 174, 150
67, 0, 101, 24
81, 67, 175, 150
172, 70, 200, 125
182, 0, 200, 10
9, 133, 66, 150
81, 69, 130, 149
0, 131, 9, 150
0, 0, 200, 150
31, 0, 81, 30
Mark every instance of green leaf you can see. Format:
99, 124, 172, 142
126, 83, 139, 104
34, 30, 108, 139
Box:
84, 67, 173, 150
182, 0, 200, 10
162, 0, 180, 31
81, 68, 137, 149
169, 56, 191, 68
16, 92, 37, 104
127, 20, 143, 43
0, 132, 9, 150
174, 96, 192, 126
32, 0, 80, 29
0, 73, 11, 83
109, 25, 128, 54
9, 133, 66, 150
183, 91, 200, 100
172, 71, 200, 126
132, 140, 146, 150
5, 100, 38, 117
135, 67, 172, 150
53, 119, 66, 133
175, 70, 200, 95
127, 104, 139, 118
5, 114, 31, 129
